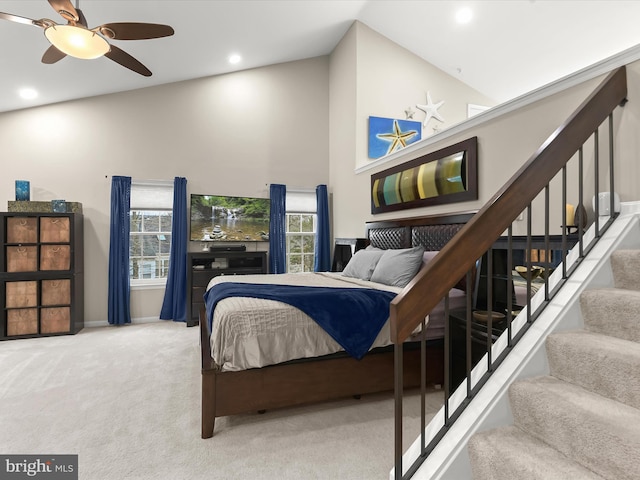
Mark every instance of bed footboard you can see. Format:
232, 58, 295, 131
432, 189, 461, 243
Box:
200, 299, 443, 438
200, 307, 217, 438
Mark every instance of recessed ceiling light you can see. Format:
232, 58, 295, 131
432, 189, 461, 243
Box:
228, 54, 242, 65
19, 88, 38, 100
455, 7, 473, 24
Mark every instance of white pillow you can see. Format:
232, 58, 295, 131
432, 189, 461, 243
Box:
341, 249, 385, 281
422, 250, 439, 267
370, 246, 425, 287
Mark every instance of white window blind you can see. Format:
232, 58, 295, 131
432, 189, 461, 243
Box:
130, 180, 173, 210
286, 190, 316, 213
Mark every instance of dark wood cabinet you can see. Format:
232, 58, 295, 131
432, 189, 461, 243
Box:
0, 212, 84, 340
331, 238, 368, 272
187, 250, 267, 326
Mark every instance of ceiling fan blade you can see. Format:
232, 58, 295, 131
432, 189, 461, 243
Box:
105, 45, 152, 77
42, 45, 66, 64
76, 8, 88, 28
97, 22, 174, 40
0, 11, 44, 27
47, 0, 79, 23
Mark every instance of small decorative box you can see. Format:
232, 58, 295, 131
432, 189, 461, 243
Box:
51, 200, 67, 213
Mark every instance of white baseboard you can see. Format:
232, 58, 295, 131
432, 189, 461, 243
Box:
83, 317, 163, 328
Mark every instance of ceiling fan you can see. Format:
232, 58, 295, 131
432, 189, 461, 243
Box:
0, 0, 174, 76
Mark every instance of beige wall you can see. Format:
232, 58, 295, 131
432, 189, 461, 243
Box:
330, 22, 640, 240
329, 22, 359, 240
352, 22, 496, 169
330, 21, 498, 239
0, 56, 330, 323
615, 61, 640, 199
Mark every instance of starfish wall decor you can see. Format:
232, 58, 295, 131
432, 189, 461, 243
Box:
377, 120, 419, 155
368, 116, 422, 159
416, 91, 445, 128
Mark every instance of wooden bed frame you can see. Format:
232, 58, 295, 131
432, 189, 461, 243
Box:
200, 211, 476, 438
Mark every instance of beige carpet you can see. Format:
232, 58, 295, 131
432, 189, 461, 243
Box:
0, 322, 443, 479
468, 249, 640, 480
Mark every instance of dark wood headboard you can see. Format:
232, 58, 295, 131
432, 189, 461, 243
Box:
365, 211, 476, 251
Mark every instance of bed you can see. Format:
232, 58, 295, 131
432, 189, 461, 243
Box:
200, 211, 476, 438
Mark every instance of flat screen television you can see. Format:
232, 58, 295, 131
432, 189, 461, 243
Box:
190, 194, 270, 242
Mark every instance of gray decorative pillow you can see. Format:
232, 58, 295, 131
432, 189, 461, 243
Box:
341, 249, 385, 281
370, 246, 425, 287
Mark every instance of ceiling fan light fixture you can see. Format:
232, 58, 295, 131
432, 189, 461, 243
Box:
44, 24, 109, 59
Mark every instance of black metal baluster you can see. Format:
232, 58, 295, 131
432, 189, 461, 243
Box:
507, 226, 513, 347
609, 114, 616, 220
444, 294, 450, 425
394, 342, 403, 480
578, 147, 584, 257
562, 165, 568, 279
526, 204, 532, 323
544, 185, 550, 301
466, 270, 472, 397
594, 128, 600, 236
487, 248, 493, 369
420, 317, 426, 454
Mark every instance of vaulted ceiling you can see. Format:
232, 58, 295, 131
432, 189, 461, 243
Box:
2, 0, 640, 113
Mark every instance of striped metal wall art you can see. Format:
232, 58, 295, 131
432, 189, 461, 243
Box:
371, 137, 477, 214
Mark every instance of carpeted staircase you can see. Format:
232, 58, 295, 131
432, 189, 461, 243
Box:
467, 249, 640, 480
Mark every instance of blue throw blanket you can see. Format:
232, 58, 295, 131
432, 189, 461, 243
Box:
204, 282, 397, 359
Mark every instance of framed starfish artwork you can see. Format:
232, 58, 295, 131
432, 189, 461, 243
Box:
368, 116, 422, 159
370, 136, 478, 214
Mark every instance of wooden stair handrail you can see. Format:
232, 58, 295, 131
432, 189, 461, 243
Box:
390, 66, 627, 343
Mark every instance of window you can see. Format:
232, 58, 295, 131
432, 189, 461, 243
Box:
286, 213, 316, 273
130, 210, 172, 280
285, 190, 317, 273
129, 181, 173, 284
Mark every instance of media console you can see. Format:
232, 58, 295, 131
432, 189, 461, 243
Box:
186, 250, 268, 327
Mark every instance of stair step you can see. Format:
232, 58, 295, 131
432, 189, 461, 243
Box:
580, 288, 640, 343
547, 330, 640, 410
610, 250, 640, 291
468, 425, 605, 480
509, 376, 640, 480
